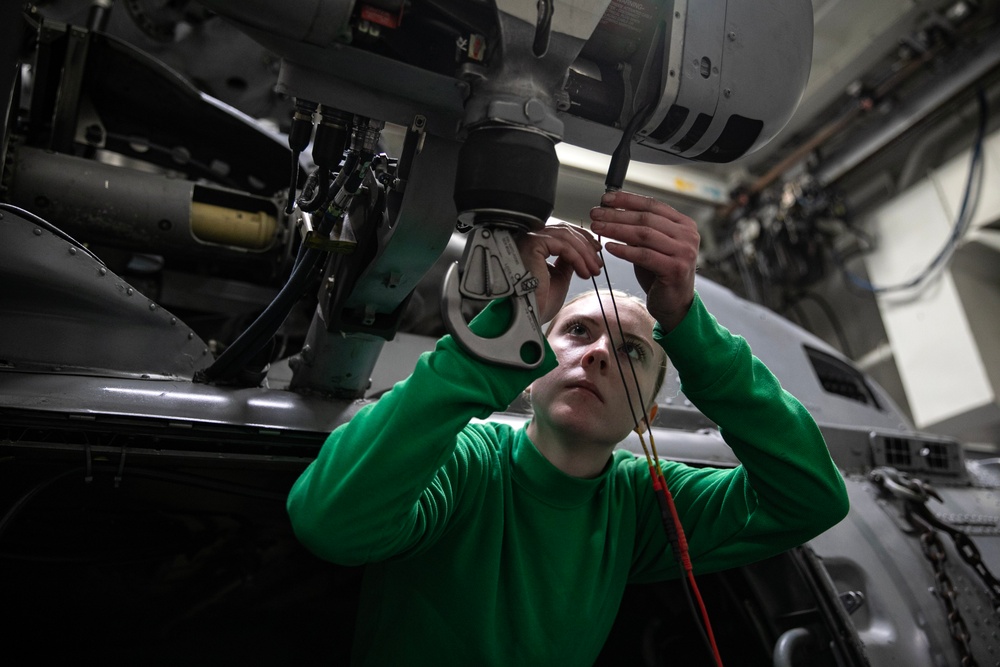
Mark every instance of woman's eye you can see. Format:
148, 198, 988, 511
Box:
621, 341, 646, 362
567, 322, 587, 336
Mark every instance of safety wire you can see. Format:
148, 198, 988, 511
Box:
595, 104, 724, 667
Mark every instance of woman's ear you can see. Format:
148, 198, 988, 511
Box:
634, 403, 659, 434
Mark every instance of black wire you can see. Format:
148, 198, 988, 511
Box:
605, 102, 654, 192
298, 168, 331, 213
597, 93, 719, 665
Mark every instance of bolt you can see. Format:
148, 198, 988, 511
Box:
524, 99, 546, 123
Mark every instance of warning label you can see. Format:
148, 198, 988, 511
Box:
599, 0, 657, 36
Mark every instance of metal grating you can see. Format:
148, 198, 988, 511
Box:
869, 433, 965, 477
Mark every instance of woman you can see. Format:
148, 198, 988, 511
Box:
287, 191, 849, 666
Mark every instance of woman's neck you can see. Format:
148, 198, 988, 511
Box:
525, 419, 614, 479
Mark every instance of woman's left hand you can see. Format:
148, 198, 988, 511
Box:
589, 191, 700, 333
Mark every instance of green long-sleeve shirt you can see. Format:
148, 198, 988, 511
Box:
287, 294, 849, 666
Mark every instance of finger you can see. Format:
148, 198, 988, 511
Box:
551, 225, 604, 275
522, 226, 603, 278
603, 239, 697, 281
590, 202, 695, 235
591, 214, 699, 260
600, 190, 687, 220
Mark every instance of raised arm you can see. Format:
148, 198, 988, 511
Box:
589, 192, 848, 578
286, 224, 602, 564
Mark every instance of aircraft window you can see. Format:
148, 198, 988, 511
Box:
804, 346, 881, 409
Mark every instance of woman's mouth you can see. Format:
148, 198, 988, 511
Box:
567, 381, 603, 402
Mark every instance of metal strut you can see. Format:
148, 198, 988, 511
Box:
442, 225, 546, 369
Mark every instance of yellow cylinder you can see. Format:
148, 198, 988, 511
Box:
190, 201, 277, 250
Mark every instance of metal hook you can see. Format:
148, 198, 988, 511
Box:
441, 226, 546, 369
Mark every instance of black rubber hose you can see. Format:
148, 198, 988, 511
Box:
198, 152, 363, 383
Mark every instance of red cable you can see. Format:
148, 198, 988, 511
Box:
650, 465, 724, 667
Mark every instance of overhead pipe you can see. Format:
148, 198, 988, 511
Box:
815, 36, 1000, 186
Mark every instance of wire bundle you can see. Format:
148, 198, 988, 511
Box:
842, 88, 989, 295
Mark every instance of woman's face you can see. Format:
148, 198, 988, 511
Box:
528, 293, 664, 447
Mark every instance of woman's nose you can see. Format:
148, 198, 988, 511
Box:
582, 337, 611, 370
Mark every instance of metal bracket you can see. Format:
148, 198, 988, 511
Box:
441, 226, 545, 369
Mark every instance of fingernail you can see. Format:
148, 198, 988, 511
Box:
591, 219, 605, 231
601, 192, 616, 205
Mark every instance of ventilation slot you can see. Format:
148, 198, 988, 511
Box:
922, 442, 951, 470
884, 437, 912, 467
694, 114, 763, 163
870, 433, 964, 477
805, 346, 881, 409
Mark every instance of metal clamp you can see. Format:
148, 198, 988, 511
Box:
441, 226, 545, 369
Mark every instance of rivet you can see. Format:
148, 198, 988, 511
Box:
33, 228, 42, 236
170, 317, 177, 325
149, 303, 157, 311
188, 332, 194, 340
69, 246, 77, 255
728, 31, 736, 41
98, 267, 107, 276
126, 287, 134, 296
723, 89, 732, 98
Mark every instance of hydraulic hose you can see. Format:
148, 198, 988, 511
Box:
198, 151, 364, 384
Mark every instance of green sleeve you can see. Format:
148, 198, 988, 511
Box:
630, 293, 849, 581
286, 300, 557, 565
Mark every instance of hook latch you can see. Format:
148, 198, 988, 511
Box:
441, 225, 545, 369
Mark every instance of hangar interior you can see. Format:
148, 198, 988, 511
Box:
7, 0, 998, 451
2, 2, 999, 666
